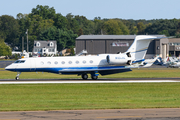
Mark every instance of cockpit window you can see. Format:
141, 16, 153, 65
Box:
14, 60, 25, 63
20, 60, 25, 63
14, 60, 20, 63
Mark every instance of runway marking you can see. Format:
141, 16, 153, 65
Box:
97, 116, 142, 119
0, 80, 179, 84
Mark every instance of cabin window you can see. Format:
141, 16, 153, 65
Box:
47, 61, 51, 64
40, 61, 44, 65
69, 61, 72, 64
61, 61, 65, 64
83, 60, 86, 64
54, 61, 58, 64
90, 60, 93, 64
76, 61, 79, 64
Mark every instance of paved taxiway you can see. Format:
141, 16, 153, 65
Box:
0, 108, 180, 120
0, 78, 180, 120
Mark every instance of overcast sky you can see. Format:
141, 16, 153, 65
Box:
1, 0, 180, 20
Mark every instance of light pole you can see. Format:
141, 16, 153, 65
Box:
22, 37, 24, 52
26, 29, 28, 52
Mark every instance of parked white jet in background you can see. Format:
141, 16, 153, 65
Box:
164, 57, 180, 68
127, 56, 159, 68
5, 35, 165, 80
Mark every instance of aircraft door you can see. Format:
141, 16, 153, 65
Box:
30, 59, 36, 71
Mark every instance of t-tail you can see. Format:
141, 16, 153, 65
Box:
126, 35, 158, 64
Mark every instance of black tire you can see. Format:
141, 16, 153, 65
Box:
91, 75, 98, 80
15, 77, 19, 80
82, 74, 88, 80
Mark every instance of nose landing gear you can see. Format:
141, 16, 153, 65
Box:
15, 72, 21, 80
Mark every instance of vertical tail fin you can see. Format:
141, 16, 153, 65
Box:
126, 35, 157, 62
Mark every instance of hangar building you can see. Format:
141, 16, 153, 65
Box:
169, 38, 180, 57
76, 35, 169, 59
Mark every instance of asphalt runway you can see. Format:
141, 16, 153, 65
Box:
0, 108, 180, 120
0, 78, 180, 84
0, 78, 180, 120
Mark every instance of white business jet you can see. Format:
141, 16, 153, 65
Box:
164, 57, 180, 68
5, 35, 163, 80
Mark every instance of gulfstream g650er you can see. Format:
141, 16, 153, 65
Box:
5, 35, 163, 80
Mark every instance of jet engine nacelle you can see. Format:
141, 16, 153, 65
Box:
106, 53, 132, 65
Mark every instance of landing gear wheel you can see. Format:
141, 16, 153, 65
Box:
82, 74, 88, 80
91, 75, 98, 80
15, 77, 19, 80
15, 72, 21, 80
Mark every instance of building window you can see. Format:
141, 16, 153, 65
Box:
52, 49, 54, 52
157, 46, 160, 50
49, 49, 51, 52
38, 49, 41, 52
35, 49, 37, 52
37, 42, 41, 47
49, 42, 54, 47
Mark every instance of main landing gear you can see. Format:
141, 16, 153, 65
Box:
81, 73, 99, 80
91, 75, 98, 80
15, 72, 21, 80
81, 74, 88, 80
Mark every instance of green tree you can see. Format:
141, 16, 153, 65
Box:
102, 19, 129, 35
0, 42, 12, 56
103, 19, 122, 35
145, 19, 179, 36
54, 13, 68, 30
0, 15, 20, 48
137, 22, 146, 34
74, 15, 95, 35
39, 26, 78, 51
31, 5, 56, 20
66, 13, 80, 34
158, 30, 170, 36
24, 14, 54, 51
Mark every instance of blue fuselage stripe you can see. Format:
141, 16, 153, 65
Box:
6, 66, 126, 73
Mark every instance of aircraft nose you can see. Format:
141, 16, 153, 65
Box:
5, 65, 14, 71
5, 65, 10, 70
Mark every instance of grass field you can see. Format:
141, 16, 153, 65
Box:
1, 68, 180, 79
1, 68, 180, 111
0, 83, 180, 111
